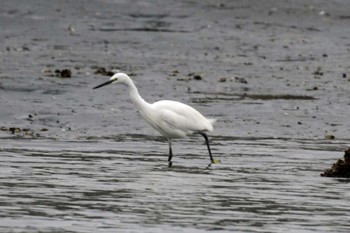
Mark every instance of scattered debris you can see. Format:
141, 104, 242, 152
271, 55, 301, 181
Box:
193, 74, 202, 80
169, 70, 179, 77
321, 148, 350, 178
43, 69, 72, 78
0, 127, 8, 131
325, 134, 335, 140
188, 72, 203, 80
307, 86, 319, 91
218, 77, 226, 82
234, 77, 248, 84
339, 15, 350, 20
6, 46, 30, 52
67, 24, 75, 33
93, 67, 114, 76
56, 69, 72, 78
313, 66, 323, 76
318, 10, 330, 17
9, 127, 21, 134
0, 126, 48, 138
242, 94, 315, 100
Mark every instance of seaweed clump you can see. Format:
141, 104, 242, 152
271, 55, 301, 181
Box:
321, 148, 350, 178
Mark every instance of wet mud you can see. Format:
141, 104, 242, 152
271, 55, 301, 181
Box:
0, 0, 350, 232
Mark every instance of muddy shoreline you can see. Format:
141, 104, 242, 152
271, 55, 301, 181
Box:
1, 0, 349, 142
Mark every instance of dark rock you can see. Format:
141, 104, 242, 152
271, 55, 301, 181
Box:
321, 148, 350, 178
313, 67, 323, 76
50, 69, 72, 78
218, 77, 226, 82
58, 69, 72, 78
325, 135, 335, 140
235, 77, 248, 84
193, 74, 202, 80
188, 72, 203, 80
94, 67, 114, 76
9, 127, 21, 134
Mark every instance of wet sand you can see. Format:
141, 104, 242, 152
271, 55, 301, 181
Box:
1, 0, 350, 232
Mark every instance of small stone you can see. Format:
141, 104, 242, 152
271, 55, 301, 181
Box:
9, 127, 21, 134
218, 77, 226, 82
313, 67, 323, 76
60, 69, 72, 78
188, 72, 203, 80
42, 69, 53, 76
54, 69, 72, 78
325, 135, 335, 140
0, 127, 8, 131
94, 67, 114, 76
193, 74, 202, 80
234, 77, 248, 84
68, 24, 75, 33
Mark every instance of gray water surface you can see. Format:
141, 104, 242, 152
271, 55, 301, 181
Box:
1, 137, 349, 233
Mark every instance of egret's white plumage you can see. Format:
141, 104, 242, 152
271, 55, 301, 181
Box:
141, 100, 215, 138
93, 73, 218, 167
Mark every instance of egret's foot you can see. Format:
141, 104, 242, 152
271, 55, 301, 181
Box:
212, 159, 221, 164
207, 159, 221, 169
168, 161, 173, 167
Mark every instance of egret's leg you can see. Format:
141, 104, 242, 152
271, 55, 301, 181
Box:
200, 132, 214, 164
168, 140, 173, 167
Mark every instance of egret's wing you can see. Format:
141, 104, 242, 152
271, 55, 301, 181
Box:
158, 109, 194, 137
154, 100, 213, 137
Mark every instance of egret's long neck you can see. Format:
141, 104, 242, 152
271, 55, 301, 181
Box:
125, 79, 151, 111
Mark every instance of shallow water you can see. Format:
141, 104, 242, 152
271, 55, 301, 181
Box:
1, 136, 349, 233
1, 0, 350, 232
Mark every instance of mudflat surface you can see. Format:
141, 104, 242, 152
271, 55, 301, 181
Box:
0, 0, 350, 232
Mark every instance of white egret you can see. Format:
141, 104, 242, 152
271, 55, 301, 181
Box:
93, 73, 219, 167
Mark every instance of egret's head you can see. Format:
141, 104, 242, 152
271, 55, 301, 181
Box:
93, 73, 130, 89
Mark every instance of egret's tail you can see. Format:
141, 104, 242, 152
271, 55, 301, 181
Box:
205, 118, 216, 132
208, 118, 217, 125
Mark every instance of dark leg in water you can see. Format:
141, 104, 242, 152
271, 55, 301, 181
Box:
200, 132, 214, 165
168, 140, 173, 167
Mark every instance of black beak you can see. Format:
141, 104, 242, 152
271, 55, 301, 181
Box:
93, 80, 114, 89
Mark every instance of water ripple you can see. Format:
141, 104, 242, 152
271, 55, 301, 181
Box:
0, 137, 349, 232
